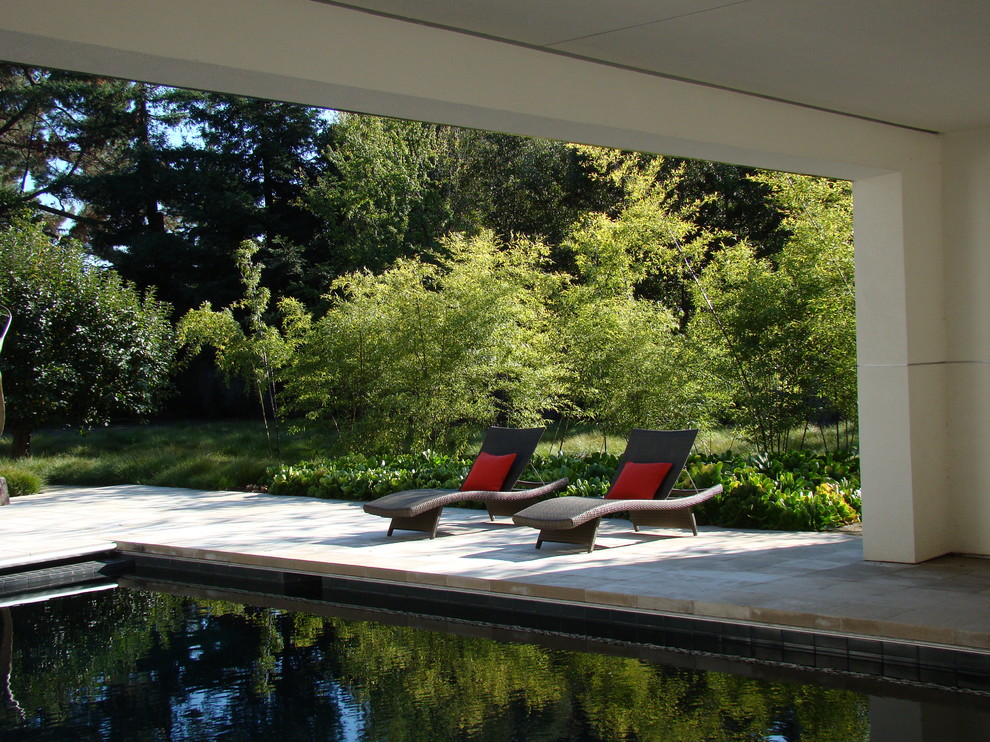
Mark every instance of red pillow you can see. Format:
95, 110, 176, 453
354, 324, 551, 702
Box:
605, 461, 673, 500
460, 452, 517, 492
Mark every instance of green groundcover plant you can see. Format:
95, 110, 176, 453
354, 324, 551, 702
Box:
268, 448, 861, 532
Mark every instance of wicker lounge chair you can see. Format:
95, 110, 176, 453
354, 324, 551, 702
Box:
363, 426, 568, 538
512, 428, 722, 552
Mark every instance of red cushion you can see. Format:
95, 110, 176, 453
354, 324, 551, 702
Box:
605, 461, 673, 500
460, 452, 517, 492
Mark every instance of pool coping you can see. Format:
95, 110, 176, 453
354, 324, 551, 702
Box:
114, 538, 990, 651
114, 540, 990, 694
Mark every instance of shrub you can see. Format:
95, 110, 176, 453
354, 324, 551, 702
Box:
269, 452, 468, 500
266, 448, 861, 531
0, 217, 175, 458
0, 463, 45, 496
687, 449, 860, 530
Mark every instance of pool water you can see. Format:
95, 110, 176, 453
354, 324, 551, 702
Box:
0, 587, 984, 741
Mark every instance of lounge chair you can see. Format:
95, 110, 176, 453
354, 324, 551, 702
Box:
512, 428, 722, 552
363, 426, 568, 538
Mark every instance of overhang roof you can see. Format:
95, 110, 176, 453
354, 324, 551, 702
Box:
0, 0, 951, 178
318, 0, 990, 133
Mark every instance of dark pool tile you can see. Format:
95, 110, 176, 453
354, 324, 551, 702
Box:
665, 616, 695, 634
847, 656, 884, 676
751, 626, 782, 647
386, 583, 420, 599
954, 651, 990, 675
635, 612, 666, 630
635, 626, 668, 647
693, 634, 722, 654
530, 599, 565, 618
847, 636, 883, 659
558, 603, 588, 622
662, 629, 695, 652
814, 652, 849, 671
781, 629, 815, 651
720, 639, 753, 658
919, 666, 958, 687
609, 623, 640, 643
956, 671, 990, 693
882, 641, 920, 665
918, 645, 963, 670
282, 574, 322, 599
781, 648, 816, 667
719, 622, 751, 642
814, 633, 848, 656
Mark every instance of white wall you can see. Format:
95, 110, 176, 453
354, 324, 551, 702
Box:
0, 0, 974, 562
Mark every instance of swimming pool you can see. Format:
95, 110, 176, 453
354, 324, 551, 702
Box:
0, 582, 987, 741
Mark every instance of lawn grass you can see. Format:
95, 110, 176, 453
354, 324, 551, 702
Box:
537, 422, 857, 458
0, 418, 857, 494
0, 420, 336, 492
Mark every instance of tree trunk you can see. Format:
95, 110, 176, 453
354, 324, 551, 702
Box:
135, 84, 166, 234
10, 427, 31, 459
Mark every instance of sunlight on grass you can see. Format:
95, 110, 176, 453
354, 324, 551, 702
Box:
0, 419, 857, 495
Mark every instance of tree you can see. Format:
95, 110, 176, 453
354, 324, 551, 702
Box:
0, 216, 175, 457
661, 158, 789, 260
688, 173, 855, 452
301, 113, 455, 275
755, 171, 857, 447
282, 231, 566, 453
555, 148, 721, 435
178, 240, 296, 456
1, 69, 333, 313
67, 90, 331, 312
446, 131, 599, 247
0, 65, 136, 223
164, 92, 330, 307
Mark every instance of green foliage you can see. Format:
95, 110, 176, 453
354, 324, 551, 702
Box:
0, 462, 43, 495
0, 420, 328, 492
282, 231, 567, 453
269, 451, 467, 499
179, 241, 294, 385
6, 590, 185, 725
77, 90, 329, 312
450, 131, 595, 245
268, 447, 860, 531
178, 240, 297, 454
557, 150, 725, 433
0, 65, 145, 227
3, 65, 861, 481
687, 449, 861, 530
688, 173, 855, 453
560, 292, 700, 434
302, 114, 454, 273
0, 217, 175, 457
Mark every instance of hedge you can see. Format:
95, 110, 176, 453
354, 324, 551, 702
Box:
267, 449, 861, 532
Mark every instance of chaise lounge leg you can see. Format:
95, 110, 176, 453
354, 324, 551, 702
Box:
630, 508, 698, 536
386, 507, 444, 538
534, 519, 601, 552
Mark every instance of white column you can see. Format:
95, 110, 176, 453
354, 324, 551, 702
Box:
943, 129, 990, 556
854, 160, 949, 563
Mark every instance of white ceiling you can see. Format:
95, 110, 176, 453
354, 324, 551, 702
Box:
317, 0, 990, 133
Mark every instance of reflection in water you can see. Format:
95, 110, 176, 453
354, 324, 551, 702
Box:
869, 696, 990, 741
0, 588, 984, 740
0, 608, 24, 720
